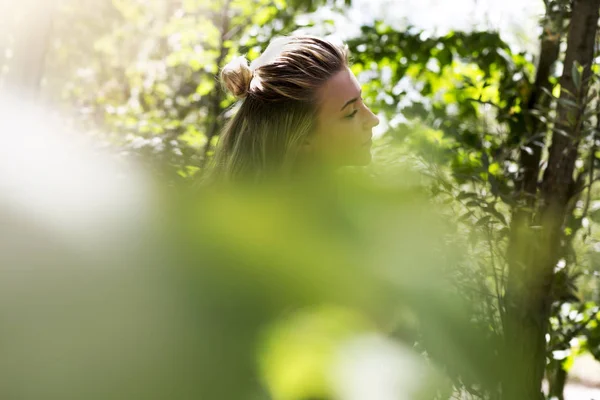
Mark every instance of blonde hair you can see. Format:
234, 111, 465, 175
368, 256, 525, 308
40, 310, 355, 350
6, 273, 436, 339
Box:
209, 35, 349, 182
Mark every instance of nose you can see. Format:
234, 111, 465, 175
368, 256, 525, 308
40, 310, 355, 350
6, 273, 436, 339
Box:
364, 106, 379, 129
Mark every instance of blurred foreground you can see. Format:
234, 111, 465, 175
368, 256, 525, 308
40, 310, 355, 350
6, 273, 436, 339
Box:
0, 91, 498, 399
4, 0, 600, 398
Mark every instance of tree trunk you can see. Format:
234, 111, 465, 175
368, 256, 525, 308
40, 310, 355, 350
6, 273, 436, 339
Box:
547, 358, 567, 400
519, 1, 564, 203
503, 1, 600, 399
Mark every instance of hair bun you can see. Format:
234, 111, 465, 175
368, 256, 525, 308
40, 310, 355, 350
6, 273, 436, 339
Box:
220, 56, 253, 99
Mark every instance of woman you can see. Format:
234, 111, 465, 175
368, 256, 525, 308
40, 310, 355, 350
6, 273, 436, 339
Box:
209, 35, 380, 182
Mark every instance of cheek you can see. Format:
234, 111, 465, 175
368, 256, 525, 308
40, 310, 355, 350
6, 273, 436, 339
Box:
321, 123, 368, 163
327, 121, 363, 146
312, 116, 368, 165
315, 125, 356, 160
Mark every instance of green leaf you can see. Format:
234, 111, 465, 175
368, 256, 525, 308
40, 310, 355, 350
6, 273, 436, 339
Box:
541, 86, 556, 99
521, 146, 533, 155
488, 162, 501, 176
458, 211, 474, 223
528, 108, 548, 124
486, 207, 508, 226
553, 128, 571, 138
457, 192, 478, 200
497, 227, 510, 239
196, 79, 215, 96
475, 215, 493, 227
558, 97, 579, 109
572, 60, 583, 91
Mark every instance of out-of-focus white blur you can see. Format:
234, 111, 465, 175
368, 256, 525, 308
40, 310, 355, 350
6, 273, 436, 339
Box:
332, 334, 438, 400
0, 91, 177, 399
0, 90, 150, 257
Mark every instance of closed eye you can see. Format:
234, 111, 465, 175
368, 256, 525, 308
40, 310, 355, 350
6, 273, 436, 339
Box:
345, 110, 358, 119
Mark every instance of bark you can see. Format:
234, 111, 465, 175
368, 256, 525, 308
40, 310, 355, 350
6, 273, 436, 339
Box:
502, 1, 600, 399
520, 8, 563, 202
547, 358, 567, 400
505, 2, 564, 322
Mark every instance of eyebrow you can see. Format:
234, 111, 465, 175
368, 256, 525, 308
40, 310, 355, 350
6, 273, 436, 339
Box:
340, 89, 362, 112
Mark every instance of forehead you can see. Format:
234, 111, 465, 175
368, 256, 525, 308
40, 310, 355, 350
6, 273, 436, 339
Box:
317, 67, 361, 115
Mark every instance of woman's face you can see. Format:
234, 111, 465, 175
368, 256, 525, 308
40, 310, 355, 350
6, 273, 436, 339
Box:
309, 67, 380, 167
